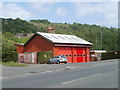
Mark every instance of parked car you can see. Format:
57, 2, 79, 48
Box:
48, 55, 68, 64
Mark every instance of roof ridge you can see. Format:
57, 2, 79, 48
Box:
37, 32, 76, 36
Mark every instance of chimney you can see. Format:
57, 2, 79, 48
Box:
47, 27, 55, 33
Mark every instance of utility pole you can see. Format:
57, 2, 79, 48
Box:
100, 29, 103, 50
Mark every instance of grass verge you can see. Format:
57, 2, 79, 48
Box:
0, 61, 28, 67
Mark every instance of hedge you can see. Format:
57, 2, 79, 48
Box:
2, 51, 18, 62
37, 51, 53, 64
101, 51, 120, 60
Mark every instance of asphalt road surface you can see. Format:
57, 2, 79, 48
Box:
2, 60, 118, 88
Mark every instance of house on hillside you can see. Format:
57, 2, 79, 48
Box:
16, 33, 33, 38
15, 32, 93, 64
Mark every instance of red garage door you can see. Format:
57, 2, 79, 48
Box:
54, 47, 72, 63
77, 48, 86, 63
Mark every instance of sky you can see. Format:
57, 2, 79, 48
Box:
0, 0, 118, 28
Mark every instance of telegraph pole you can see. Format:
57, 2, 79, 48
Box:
101, 29, 103, 50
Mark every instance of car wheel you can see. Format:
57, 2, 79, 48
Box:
64, 62, 67, 64
48, 61, 51, 64
57, 61, 60, 64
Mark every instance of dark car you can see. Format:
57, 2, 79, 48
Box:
48, 55, 68, 64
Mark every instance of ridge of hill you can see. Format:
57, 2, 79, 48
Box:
1, 18, 118, 51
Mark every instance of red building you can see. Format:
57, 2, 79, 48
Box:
15, 32, 93, 64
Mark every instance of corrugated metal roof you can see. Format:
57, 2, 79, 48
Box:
37, 32, 92, 45
90, 50, 106, 53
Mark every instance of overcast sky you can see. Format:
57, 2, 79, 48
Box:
0, 0, 118, 28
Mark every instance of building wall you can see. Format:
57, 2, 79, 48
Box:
18, 52, 37, 64
23, 35, 54, 52
86, 47, 90, 62
53, 46, 91, 63
16, 34, 91, 64
16, 35, 54, 64
90, 52, 97, 61
24, 52, 37, 64
16, 45, 24, 53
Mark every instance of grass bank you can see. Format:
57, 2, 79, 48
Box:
0, 62, 28, 67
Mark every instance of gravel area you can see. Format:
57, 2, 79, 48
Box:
1, 59, 118, 78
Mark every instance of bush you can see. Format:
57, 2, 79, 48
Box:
2, 51, 18, 62
101, 51, 120, 60
37, 51, 53, 64
2, 35, 18, 62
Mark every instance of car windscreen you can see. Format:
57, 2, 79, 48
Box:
61, 56, 66, 58
54, 56, 59, 58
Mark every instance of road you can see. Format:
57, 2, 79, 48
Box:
2, 60, 118, 88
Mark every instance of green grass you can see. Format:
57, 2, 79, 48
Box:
0, 61, 28, 67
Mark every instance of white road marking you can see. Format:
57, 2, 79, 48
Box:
66, 67, 75, 69
55, 69, 63, 71
62, 73, 102, 85
21, 74, 28, 76
26, 73, 31, 75
2, 68, 75, 79
42, 72, 46, 74
47, 71, 53, 72
1, 77, 8, 79
15, 75, 22, 77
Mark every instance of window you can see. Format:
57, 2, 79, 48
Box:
44, 35, 52, 39
74, 55, 76, 57
54, 56, 59, 58
66, 55, 69, 57
51, 35, 59, 39
61, 55, 66, 58
69, 55, 72, 57
72, 37, 77, 40
83, 55, 86, 56
64, 36, 72, 40
58, 36, 65, 39
80, 55, 82, 57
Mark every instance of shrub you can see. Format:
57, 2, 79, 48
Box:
37, 51, 53, 64
2, 35, 18, 62
2, 51, 18, 62
101, 51, 120, 60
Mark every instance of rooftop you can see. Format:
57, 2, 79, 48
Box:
90, 50, 106, 53
37, 32, 93, 45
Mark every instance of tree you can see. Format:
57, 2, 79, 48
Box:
30, 19, 50, 24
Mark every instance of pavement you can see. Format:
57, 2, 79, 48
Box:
2, 59, 119, 88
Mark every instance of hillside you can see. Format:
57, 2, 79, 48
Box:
2, 18, 118, 51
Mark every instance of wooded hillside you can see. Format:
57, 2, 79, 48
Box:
0, 18, 119, 62
2, 18, 118, 51
1, 17, 119, 62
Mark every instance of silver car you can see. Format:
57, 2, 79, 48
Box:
48, 55, 68, 64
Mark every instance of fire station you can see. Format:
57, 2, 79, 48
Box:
15, 32, 93, 64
